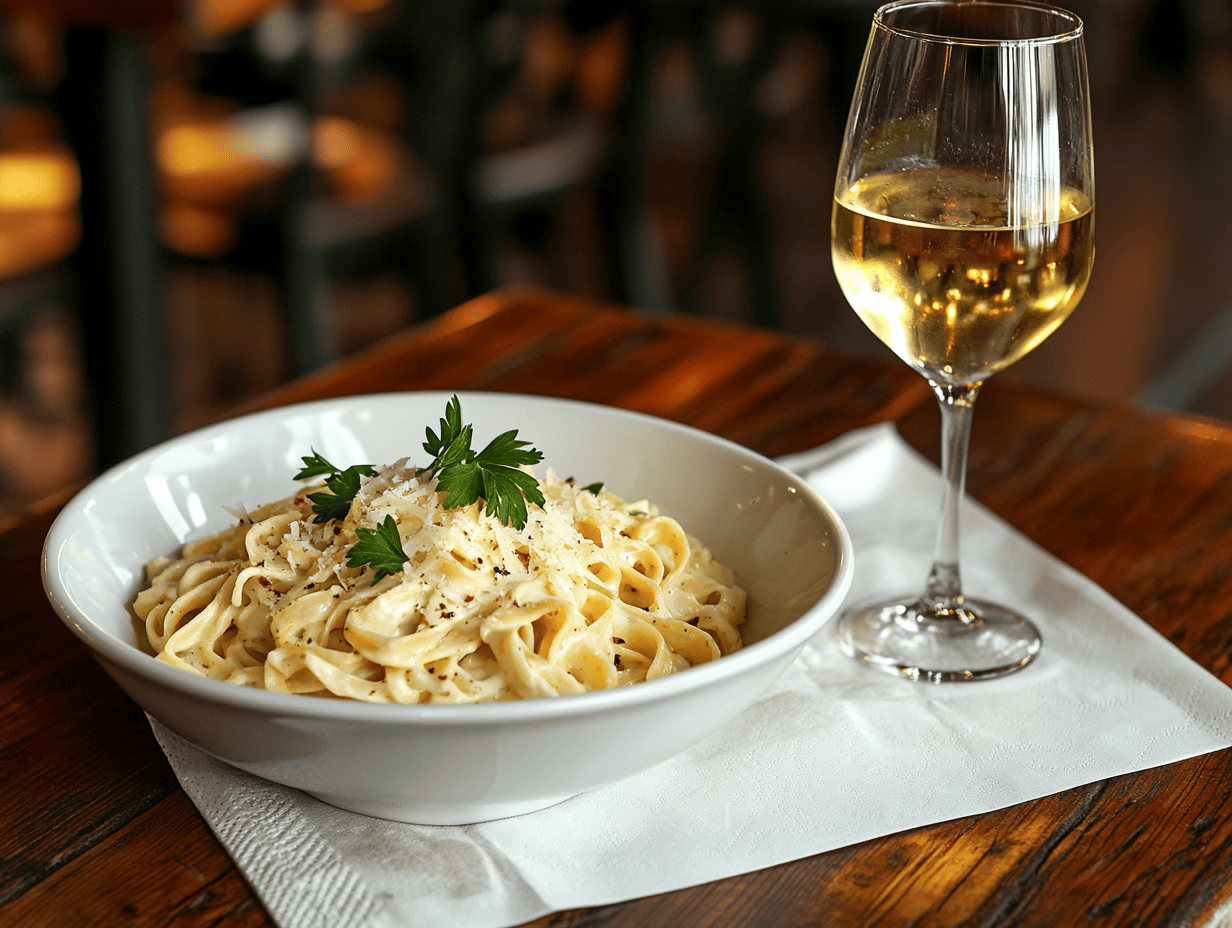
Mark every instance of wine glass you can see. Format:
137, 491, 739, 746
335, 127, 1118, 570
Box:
831, 0, 1094, 681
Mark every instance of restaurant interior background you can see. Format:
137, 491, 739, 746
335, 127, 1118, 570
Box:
0, 0, 1226, 520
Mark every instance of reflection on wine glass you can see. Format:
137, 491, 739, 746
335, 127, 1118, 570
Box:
831, 0, 1095, 681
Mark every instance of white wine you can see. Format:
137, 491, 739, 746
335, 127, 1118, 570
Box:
832, 169, 1094, 384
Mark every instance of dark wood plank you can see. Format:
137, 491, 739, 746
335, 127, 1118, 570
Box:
0, 527, 181, 908
1, 792, 272, 927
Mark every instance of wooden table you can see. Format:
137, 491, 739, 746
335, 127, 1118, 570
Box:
6, 287, 1232, 927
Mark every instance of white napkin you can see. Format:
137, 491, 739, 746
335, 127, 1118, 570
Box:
150, 423, 1232, 928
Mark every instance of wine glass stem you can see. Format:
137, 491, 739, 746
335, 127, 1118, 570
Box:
920, 379, 983, 621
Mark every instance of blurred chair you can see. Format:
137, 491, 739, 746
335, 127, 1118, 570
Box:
0, 1, 177, 471
172, 0, 482, 374
59, 21, 171, 470
593, 0, 877, 326
1136, 305, 1232, 414
390, 0, 625, 303
0, 2, 177, 475
597, 0, 782, 323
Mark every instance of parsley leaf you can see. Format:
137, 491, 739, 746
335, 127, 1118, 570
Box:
418, 395, 469, 478
295, 451, 376, 523
436, 428, 545, 527
347, 514, 408, 584
585, 482, 604, 495
413, 396, 546, 529
295, 450, 341, 481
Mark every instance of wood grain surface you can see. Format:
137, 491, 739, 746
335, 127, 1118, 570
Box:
5, 287, 1232, 928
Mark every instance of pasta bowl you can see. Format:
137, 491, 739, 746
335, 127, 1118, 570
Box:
42, 391, 852, 824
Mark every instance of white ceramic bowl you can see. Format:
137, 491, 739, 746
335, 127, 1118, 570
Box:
43, 391, 852, 824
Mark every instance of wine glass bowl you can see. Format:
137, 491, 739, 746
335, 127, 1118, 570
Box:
831, 0, 1094, 681
831, 168, 1094, 386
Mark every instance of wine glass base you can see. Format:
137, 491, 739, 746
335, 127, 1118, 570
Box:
837, 595, 1042, 683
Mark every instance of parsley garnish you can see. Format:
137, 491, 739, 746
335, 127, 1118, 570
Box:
418, 396, 545, 528
295, 451, 376, 523
294, 397, 547, 584
347, 515, 408, 585
585, 482, 604, 495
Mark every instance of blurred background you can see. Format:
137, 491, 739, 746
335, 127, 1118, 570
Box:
0, 0, 1227, 520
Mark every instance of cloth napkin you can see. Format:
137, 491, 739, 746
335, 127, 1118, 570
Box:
149, 423, 1232, 928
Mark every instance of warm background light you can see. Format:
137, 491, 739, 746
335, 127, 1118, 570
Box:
0, 146, 79, 210
0, 0, 1226, 523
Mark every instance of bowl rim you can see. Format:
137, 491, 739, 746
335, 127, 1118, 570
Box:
42, 390, 854, 725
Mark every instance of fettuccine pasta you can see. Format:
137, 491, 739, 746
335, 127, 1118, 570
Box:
132, 462, 746, 702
